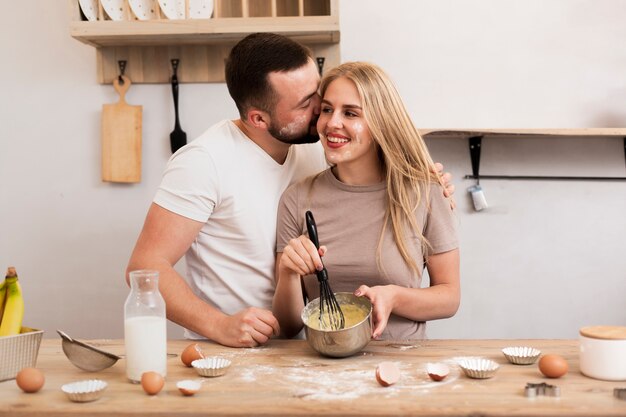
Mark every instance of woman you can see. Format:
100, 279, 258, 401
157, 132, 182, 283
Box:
272, 62, 460, 340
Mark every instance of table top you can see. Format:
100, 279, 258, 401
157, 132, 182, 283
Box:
1, 338, 625, 416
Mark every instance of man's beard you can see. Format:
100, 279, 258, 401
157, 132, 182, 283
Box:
268, 115, 320, 145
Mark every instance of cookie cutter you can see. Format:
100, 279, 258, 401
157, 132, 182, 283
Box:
524, 382, 560, 397
615, 388, 626, 401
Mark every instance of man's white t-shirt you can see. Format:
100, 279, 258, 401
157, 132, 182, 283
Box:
154, 120, 327, 338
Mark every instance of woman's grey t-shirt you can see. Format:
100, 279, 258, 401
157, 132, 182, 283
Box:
276, 168, 458, 341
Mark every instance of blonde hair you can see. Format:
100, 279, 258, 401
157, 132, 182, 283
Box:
319, 62, 442, 274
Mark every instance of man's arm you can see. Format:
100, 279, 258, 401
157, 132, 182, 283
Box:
126, 203, 279, 347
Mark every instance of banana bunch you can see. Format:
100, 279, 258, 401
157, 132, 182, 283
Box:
0, 267, 24, 337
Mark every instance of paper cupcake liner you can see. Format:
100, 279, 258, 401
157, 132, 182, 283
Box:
62, 379, 107, 402
457, 357, 499, 379
502, 346, 541, 365
192, 357, 231, 377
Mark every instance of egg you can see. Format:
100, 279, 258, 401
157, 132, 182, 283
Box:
538, 354, 568, 378
181, 343, 205, 367
16, 367, 45, 393
141, 371, 165, 395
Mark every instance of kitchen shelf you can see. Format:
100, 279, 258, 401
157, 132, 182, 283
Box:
420, 128, 626, 138
69, 0, 340, 83
420, 128, 626, 182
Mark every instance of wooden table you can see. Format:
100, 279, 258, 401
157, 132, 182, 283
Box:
1, 339, 625, 416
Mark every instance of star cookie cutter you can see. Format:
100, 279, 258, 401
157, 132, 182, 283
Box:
524, 382, 560, 397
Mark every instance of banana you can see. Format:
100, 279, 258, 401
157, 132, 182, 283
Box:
0, 267, 24, 337
0, 277, 6, 324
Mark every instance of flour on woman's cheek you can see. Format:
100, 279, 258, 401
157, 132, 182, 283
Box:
353, 122, 364, 144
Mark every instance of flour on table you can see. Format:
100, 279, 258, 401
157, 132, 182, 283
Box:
234, 361, 459, 401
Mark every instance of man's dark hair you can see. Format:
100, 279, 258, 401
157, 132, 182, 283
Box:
225, 33, 313, 118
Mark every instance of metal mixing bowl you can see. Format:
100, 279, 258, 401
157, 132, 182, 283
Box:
301, 292, 372, 358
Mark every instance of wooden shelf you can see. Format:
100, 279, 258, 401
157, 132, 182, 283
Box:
420, 128, 626, 138
70, 17, 339, 47
420, 129, 626, 182
69, 0, 340, 84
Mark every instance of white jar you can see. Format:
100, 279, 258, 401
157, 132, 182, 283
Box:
124, 270, 167, 383
579, 325, 626, 381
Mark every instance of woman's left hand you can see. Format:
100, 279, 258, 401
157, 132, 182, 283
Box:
354, 285, 396, 339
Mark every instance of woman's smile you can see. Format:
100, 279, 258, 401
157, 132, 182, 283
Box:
325, 133, 350, 148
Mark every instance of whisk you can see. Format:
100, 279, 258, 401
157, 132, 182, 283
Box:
305, 211, 345, 331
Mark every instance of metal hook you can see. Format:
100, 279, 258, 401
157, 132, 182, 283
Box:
316, 57, 325, 75
171, 59, 180, 78
118, 60, 127, 84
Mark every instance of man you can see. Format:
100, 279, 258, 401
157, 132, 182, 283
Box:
126, 33, 454, 348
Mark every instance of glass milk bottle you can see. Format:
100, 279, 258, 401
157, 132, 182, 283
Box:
124, 270, 167, 383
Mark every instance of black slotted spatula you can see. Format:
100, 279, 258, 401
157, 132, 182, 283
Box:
170, 59, 187, 154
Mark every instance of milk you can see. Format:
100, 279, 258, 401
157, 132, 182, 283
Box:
124, 315, 167, 382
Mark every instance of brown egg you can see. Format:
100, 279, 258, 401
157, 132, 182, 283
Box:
141, 371, 165, 395
16, 367, 45, 393
181, 343, 204, 367
538, 354, 568, 378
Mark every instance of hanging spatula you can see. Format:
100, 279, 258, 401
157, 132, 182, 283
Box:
170, 59, 187, 153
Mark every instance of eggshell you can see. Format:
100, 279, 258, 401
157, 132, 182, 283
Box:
538, 354, 568, 378
141, 371, 165, 395
426, 363, 450, 381
181, 343, 205, 367
177, 380, 201, 396
16, 367, 45, 393
376, 361, 400, 387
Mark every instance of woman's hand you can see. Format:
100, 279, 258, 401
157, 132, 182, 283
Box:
279, 235, 326, 277
354, 284, 396, 339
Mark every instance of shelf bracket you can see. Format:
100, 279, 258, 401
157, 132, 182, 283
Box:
463, 136, 626, 182
469, 136, 483, 184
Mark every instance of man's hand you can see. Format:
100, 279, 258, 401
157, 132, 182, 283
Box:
433, 162, 456, 209
213, 307, 280, 348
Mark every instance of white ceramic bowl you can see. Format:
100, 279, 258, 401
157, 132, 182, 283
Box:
579, 325, 626, 381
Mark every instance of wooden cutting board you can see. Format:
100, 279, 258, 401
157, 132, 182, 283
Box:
101, 75, 142, 183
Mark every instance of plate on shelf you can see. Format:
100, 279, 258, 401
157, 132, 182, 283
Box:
101, 0, 126, 21
158, 0, 185, 19
78, 0, 99, 21
129, 0, 159, 20
189, 0, 213, 19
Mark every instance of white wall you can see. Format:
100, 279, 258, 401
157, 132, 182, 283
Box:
1, 0, 624, 341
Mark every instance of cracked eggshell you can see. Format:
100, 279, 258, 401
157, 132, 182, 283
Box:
181, 343, 205, 367
177, 380, 201, 396
426, 363, 450, 381
376, 361, 400, 387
